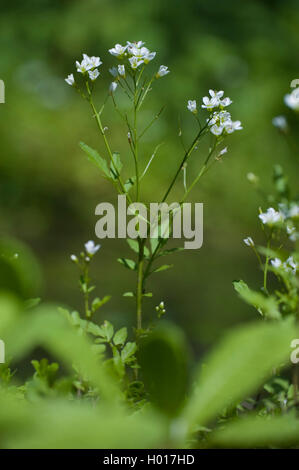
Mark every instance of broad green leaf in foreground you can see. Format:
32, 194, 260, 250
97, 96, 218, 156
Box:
211, 413, 299, 448
184, 319, 297, 431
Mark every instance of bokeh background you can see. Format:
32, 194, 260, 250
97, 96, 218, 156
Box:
0, 0, 298, 354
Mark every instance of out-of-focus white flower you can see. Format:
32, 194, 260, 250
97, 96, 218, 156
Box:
65, 74, 75, 86
88, 69, 100, 81
285, 256, 297, 274
109, 44, 127, 58
247, 172, 259, 184
289, 204, 299, 218
243, 236, 254, 247
129, 56, 144, 69
118, 64, 125, 77
109, 81, 118, 93
127, 40, 145, 51
217, 147, 228, 157
202, 96, 219, 111
187, 100, 197, 114
156, 65, 169, 78
85, 240, 101, 256
202, 90, 232, 111
143, 50, 156, 64
259, 207, 284, 225
272, 115, 288, 132
271, 258, 282, 268
210, 124, 223, 136
70, 254, 78, 262
284, 88, 299, 111
109, 67, 118, 77
220, 97, 233, 107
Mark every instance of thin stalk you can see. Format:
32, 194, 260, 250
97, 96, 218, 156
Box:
136, 238, 145, 332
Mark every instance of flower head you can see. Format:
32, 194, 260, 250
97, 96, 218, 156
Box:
109, 81, 118, 93
109, 67, 118, 78
76, 54, 102, 73
88, 69, 100, 81
85, 240, 101, 256
109, 44, 127, 59
65, 74, 75, 86
259, 207, 284, 225
284, 88, 299, 111
129, 56, 144, 70
187, 100, 197, 114
70, 254, 78, 262
272, 115, 288, 132
156, 65, 170, 78
118, 64, 125, 77
243, 236, 254, 247
271, 258, 282, 268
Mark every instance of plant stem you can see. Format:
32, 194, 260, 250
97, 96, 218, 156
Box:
263, 237, 272, 293
136, 238, 145, 333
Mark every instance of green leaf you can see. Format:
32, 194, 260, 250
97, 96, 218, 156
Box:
184, 319, 298, 431
153, 264, 173, 273
123, 291, 135, 297
79, 142, 111, 179
91, 295, 111, 312
126, 239, 150, 257
117, 258, 137, 270
121, 342, 137, 363
139, 322, 189, 416
101, 320, 114, 341
124, 177, 136, 193
211, 414, 299, 448
113, 327, 127, 346
233, 280, 281, 319
110, 152, 123, 180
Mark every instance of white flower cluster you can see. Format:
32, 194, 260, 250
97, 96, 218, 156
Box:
259, 207, 284, 225
278, 203, 299, 242
70, 240, 101, 264
108, 40, 169, 78
65, 53, 102, 85
284, 88, 299, 111
271, 256, 297, 275
187, 90, 242, 137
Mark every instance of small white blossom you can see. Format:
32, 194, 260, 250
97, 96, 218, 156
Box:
65, 73, 75, 86
109, 67, 118, 77
88, 69, 100, 81
271, 258, 282, 268
109, 81, 118, 93
70, 254, 78, 262
210, 124, 223, 136
202, 96, 219, 111
289, 204, 299, 218
109, 44, 127, 58
247, 172, 259, 184
272, 115, 288, 131
118, 64, 125, 77
129, 56, 144, 70
156, 65, 170, 78
284, 88, 299, 111
244, 237, 254, 247
85, 240, 101, 256
224, 120, 243, 134
220, 97, 233, 107
187, 100, 197, 114
285, 256, 297, 274
76, 54, 102, 73
259, 207, 284, 225
127, 40, 145, 50
217, 147, 228, 157
143, 50, 156, 64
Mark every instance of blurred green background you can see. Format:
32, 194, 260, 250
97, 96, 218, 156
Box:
0, 0, 298, 351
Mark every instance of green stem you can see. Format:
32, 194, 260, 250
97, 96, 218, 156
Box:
263, 237, 272, 293
136, 238, 145, 333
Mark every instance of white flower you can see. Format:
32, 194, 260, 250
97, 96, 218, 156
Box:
210, 124, 224, 136
88, 69, 100, 81
247, 172, 258, 184
76, 54, 102, 73
109, 81, 118, 93
259, 207, 284, 225
208, 110, 231, 126
127, 40, 145, 50
224, 120, 243, 134
109, 67, 118, 77
156, 65, 169, 78
209, 90, 224, 100
285, 256, 297, 274
202, 96, 219, 111
109, 44, 127, 58
272, 115, 288, 131
118, 64, 125, 77
129, 56, 144, 70
220, 97, 233, 107
243, 236, 254, 247
289, 204, 299, 218
143, 50, 156, 64
217, 147, 228, 157
187, 100, 197, 114
70, 254, 78, 262
284, 88, 299, 111
65, 73, 75, 86
84, 240, 101, 256
271, 258, 282, 268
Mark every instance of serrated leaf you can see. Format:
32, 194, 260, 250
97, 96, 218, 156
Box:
117, 258, 136, 270
121, 342, 137, 362
79, 142, 111, 179
113, 327, 127, 346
